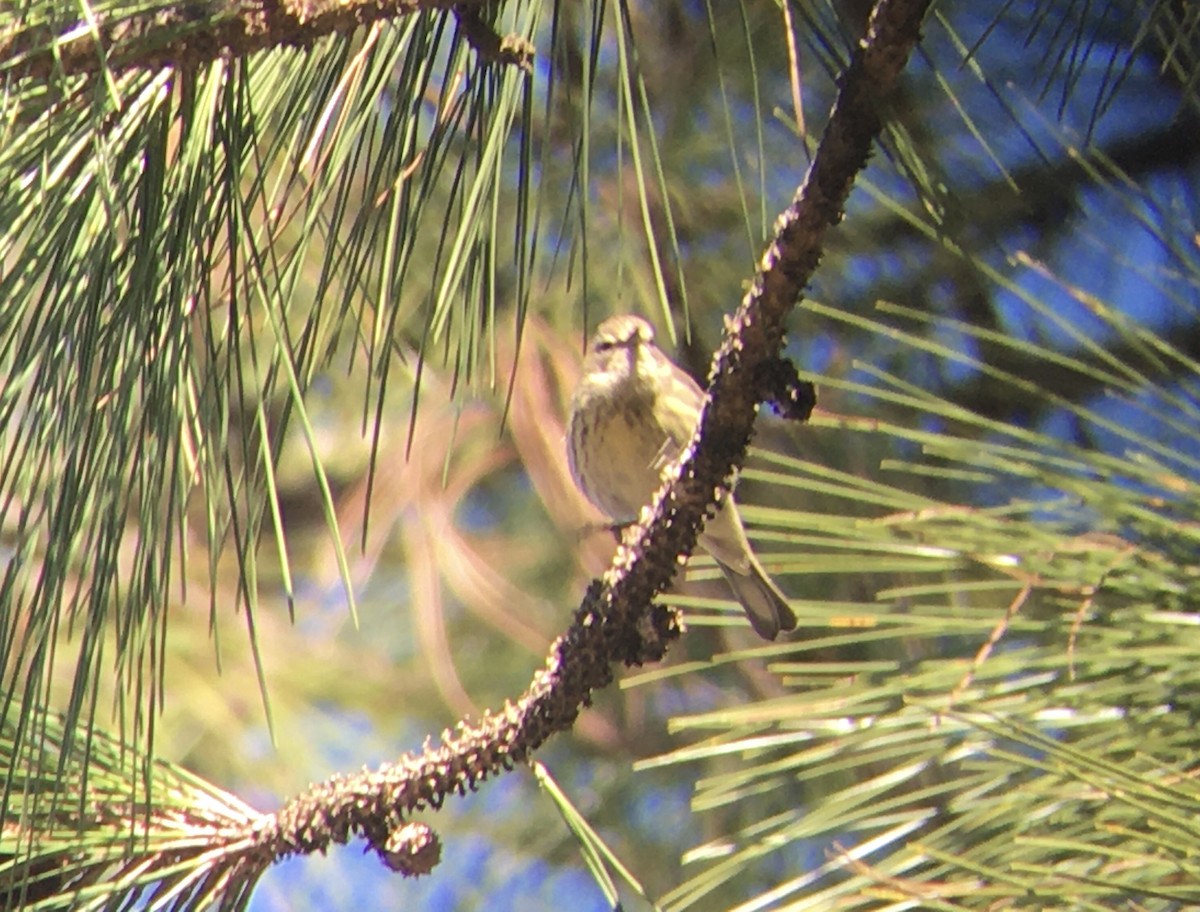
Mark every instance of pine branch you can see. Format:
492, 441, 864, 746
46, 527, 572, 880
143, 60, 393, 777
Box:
0, 0, 531, 81
209, 0, 932, 881
4, 0, 932, 901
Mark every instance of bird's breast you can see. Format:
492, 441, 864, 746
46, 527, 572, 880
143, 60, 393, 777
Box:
570, 389, 680, 522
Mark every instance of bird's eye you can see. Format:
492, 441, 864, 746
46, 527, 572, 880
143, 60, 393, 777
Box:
594, 339, 614, 353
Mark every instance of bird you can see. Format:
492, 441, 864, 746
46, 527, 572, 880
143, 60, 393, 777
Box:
566, 314, 797, 640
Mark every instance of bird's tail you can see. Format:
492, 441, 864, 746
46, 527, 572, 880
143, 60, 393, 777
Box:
717, 557, 797, 641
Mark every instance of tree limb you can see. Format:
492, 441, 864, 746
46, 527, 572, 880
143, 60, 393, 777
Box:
7, 0, 932, 897
223, 0, 933, 880
0, 0, 484, 81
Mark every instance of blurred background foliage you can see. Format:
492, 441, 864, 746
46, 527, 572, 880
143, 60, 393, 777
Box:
1, 0, 1199, 908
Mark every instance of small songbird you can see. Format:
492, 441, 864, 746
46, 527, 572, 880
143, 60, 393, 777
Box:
566, 314, 797, 640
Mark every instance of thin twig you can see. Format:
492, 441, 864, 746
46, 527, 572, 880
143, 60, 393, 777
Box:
454, 5, 535, 72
